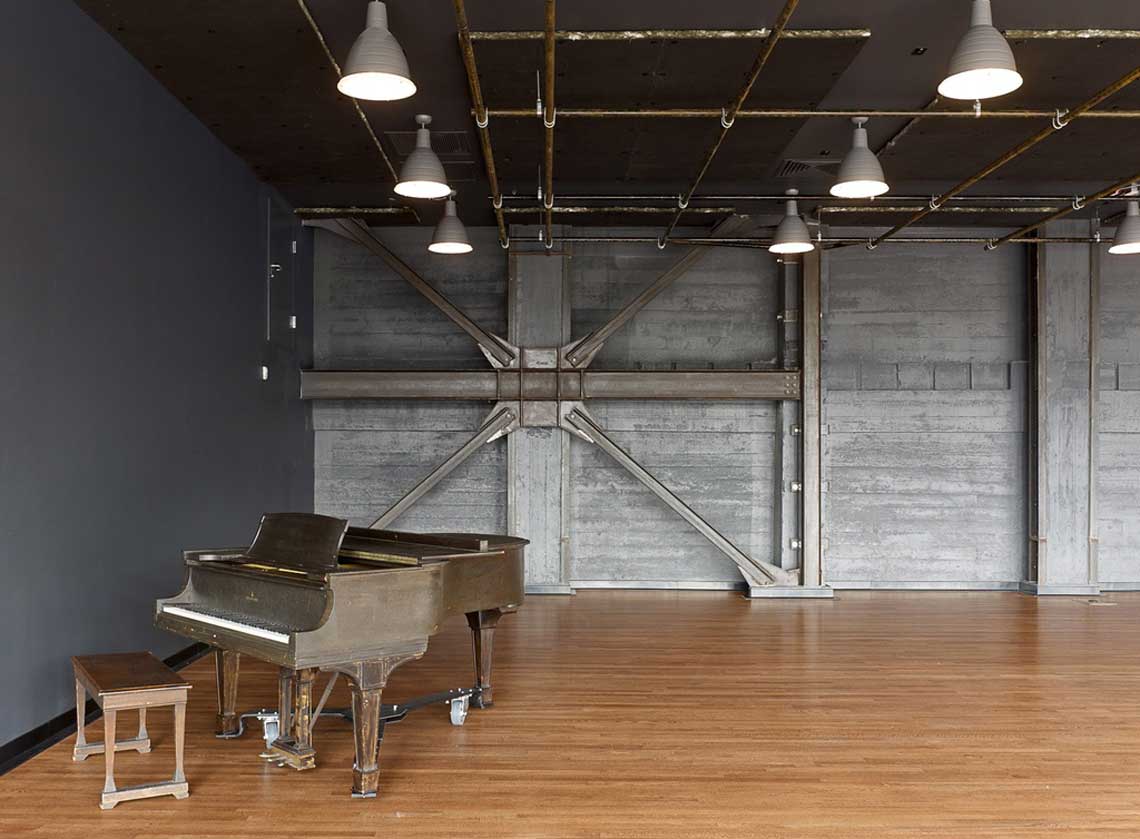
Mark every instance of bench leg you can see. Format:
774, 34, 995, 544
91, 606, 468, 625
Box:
73, 680, 88, 761
172, 700, 188, 795
137, 708, 151, 753
99, 710, 118, 809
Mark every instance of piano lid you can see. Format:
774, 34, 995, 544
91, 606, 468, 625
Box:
245, 512, 349, 575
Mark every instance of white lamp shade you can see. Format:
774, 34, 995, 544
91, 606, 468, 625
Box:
938, 0, 1022, 100
769, 192, 814, 254
429, 199, 473, 254
395, 115, 450, 199
337, 2, 416, 101
831, 119, 889, 199
1109, 201, 1140, 255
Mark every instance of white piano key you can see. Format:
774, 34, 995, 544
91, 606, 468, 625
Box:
162, 605, 290, 644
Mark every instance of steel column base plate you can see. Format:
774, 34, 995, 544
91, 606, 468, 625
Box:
746, 585, 835, 599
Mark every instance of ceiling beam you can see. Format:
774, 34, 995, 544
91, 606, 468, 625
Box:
481, 106, 1140, 119
869, 64, 1140, 248
988, 171, 1140, 249
468, 28, 868, 41
660, 0, 800, 246
454, 0, 509, 247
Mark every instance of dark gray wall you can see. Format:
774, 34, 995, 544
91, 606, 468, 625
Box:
0, 0, 312, 747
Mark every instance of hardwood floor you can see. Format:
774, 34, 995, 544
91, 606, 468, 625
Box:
3, 590, 1140, 838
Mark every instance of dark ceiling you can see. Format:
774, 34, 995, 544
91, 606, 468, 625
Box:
73, 1, 1140, 230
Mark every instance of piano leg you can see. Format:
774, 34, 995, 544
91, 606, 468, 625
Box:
349, 684, 384, 799
214, 649, 241, 737
335, 646, 426, 798
466, 608, 504, 709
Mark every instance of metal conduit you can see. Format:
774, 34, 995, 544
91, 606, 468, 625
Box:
560, 235, 1108, 247
660, 0, 800, 246
543, 1, 556, 249
469, 28, 869, 42
988, 171, 1140, 249
869, 64, 1140, 248
496, 193, 1138, 203
482, 107, 1140, 119
454, 0, 509, 247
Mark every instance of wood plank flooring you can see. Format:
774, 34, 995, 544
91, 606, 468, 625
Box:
3, 590, 1140, 838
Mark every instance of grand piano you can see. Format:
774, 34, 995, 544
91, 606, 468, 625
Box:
155, 512, 526, 798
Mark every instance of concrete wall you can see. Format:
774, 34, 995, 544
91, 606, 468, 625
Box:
1098, 245, 1140, 585
821, 233, 1029, 587
0, 0, 312, 748
312, 227, 508, 532
565, 236, 781, 584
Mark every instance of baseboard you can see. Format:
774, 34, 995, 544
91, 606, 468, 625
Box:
828, 580, 1022, 591
1096, 582, 1140, 591
525, 584, 576, 595
0, 642, 209, 776
1018, 581, 1102, 596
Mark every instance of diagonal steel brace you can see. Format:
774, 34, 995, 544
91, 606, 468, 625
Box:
560, 404, 797, 586
306, 217, 519, 368
370, 405, 519, 529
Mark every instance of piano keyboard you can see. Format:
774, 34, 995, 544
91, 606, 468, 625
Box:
161, 605, 291, 644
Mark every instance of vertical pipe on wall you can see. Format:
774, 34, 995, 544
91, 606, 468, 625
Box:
800, 249, 823, 587
542, 0, 556, 250
1087, 220, 1101, 586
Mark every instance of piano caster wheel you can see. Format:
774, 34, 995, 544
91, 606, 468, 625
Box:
449, 696, 469, 726
261, 717, 280, 746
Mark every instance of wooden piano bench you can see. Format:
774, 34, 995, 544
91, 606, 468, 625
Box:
71, 651, 191, 810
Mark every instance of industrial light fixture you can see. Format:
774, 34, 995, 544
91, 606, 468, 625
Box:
769, 189, 814, 255
1109, 189, 1140, 255
831, 118, 889, 199
394, 115, 450, 199
429, 192, 473, 254
937, 0, 1023, 101
337, 1, 416, 101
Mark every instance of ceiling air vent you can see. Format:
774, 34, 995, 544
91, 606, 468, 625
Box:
773, 157, 838, 178
384, 129, 477, 183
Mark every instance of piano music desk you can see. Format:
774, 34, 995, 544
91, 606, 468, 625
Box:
71, 652, 191, 810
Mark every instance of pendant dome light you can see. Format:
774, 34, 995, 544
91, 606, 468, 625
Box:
429, 192, 473, 254
1109, 193, 1140, 255
769, 189, 815, 255
394, 115, 450, 199
337, 1, 416, 101
831, 117, 889, 199
937, 0, 1023, 101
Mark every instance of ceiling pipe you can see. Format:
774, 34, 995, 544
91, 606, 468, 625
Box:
987, 170, 1140, 249
542, 0, 556, 250
554, 235, 1108, 246
496, 193, 1137, 203
464, 27, 1140, 42
482, 106, 1140, 119
868, 63, 1140, 249
453, 0, 509, 248
294, 0, 416, 221
469, 28, 868, 42
659, 0, 800, 248
502, 205, 736, 215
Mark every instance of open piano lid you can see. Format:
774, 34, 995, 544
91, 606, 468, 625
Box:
244, 512, 349, 575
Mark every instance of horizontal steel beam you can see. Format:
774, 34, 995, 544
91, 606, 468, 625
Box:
301, 369, 801, 401
469, 28, 869, 41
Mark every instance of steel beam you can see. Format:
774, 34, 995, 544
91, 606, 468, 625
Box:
561, 406, 798, 587
370, 405, 519, 529
469, 28, 869, 42
869, 64, 1140, 248
301, 368, 801, 402
562, 215, 753, 368
660, 0, 799, 245
484, 106, 1140, 120
305, 218, 519, 368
